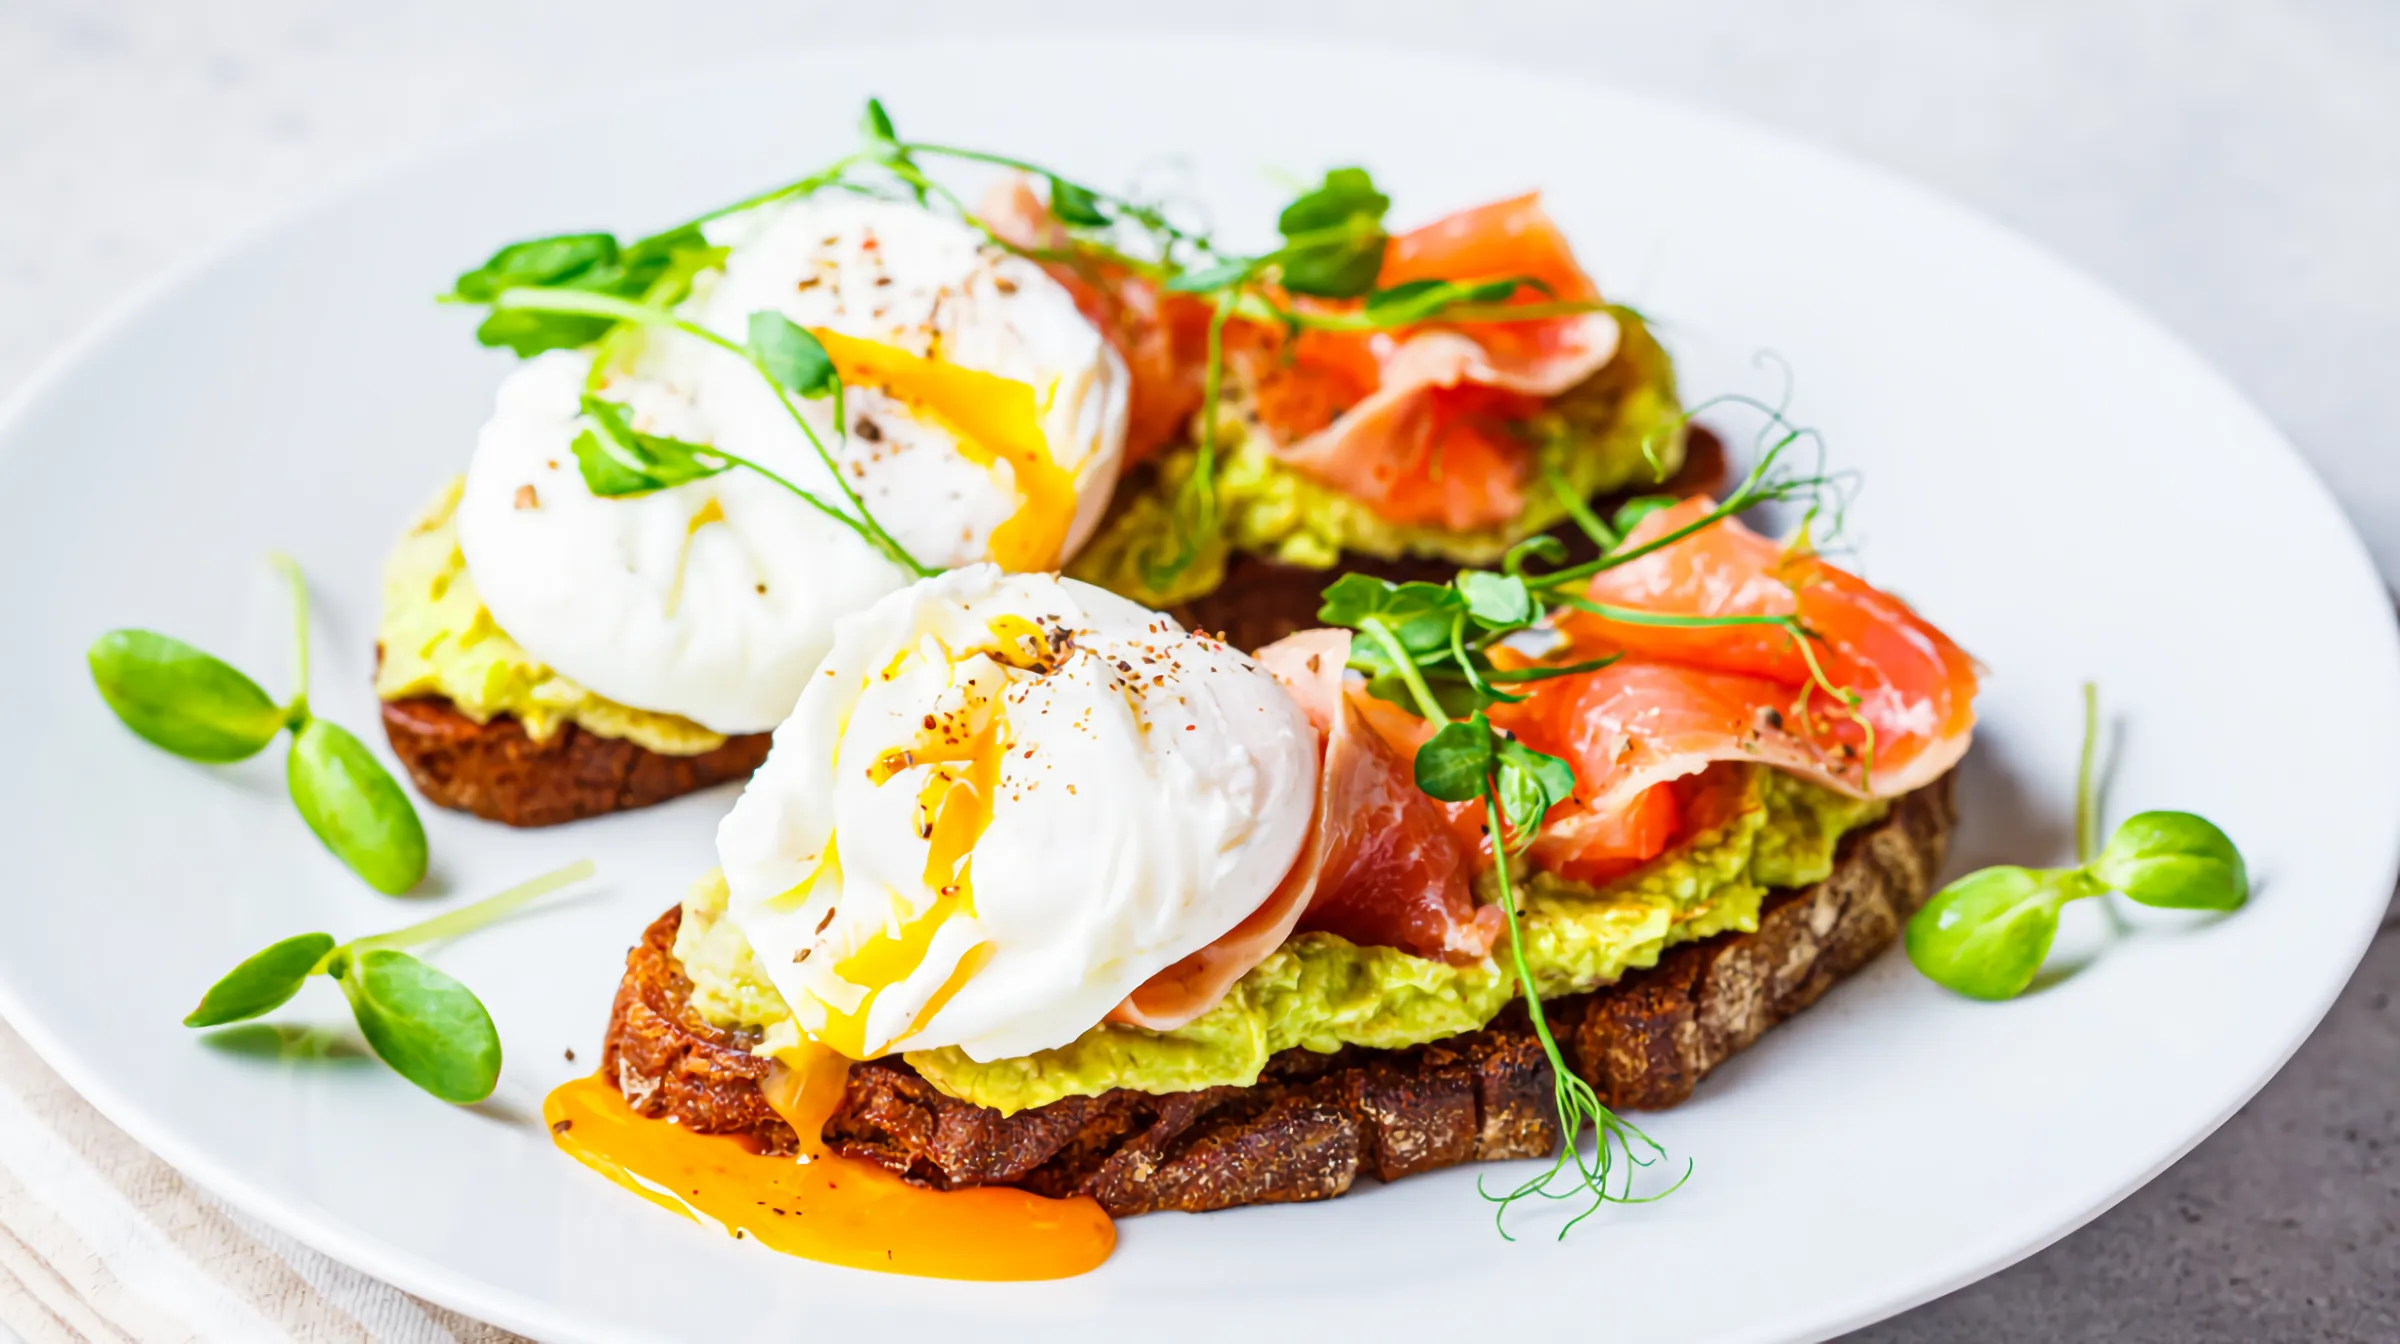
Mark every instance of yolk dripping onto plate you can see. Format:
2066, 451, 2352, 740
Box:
544, 1063, 1114, 1281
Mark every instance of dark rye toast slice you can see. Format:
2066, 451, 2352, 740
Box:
599, 769, 1955, 1217
380, 696, 772, 829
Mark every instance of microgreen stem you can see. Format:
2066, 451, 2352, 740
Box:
1537, 440, 1823, 589
1146, 288, 1236, 588
905, 141, 1213, 250
639, 154, 869, 245
1544, 461, 1617, 551
346, 859, 597, 956
267, 551, 310, 721
2076, 680, 2100, 866
489, 288, 932, 578
1563, 601, 1793, 629
1477, 791, 1687, 1237
1362, 617, 1449, 724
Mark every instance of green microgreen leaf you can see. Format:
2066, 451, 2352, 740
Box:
183, 862, 592, 1102
1494, 737, 1577, 839
1317, 575, 1466, 655
332, 948, 503, 1104
1905, 866, 2095, 1000
1164, 257, 1256, 294
1273, 166, 1390, 299
1047, 176, 1110, 227
287, 719, 428, 895
1457, 571, 1535, 629
860, 98, 902, 159
87, 631, 287, 762
746, 311, 839, 399
183, 933, 337, 1028
571, 397, 732, 498
2093, 811, 2249, 912
1276, 166, 1390, 237
1905, 683, 2251, 1000
1413, 714, 1496, 803
450, 233, 619, 303
453, 228, 722, 357
1362, 277, 1529, 325
473, 308, 616, 358
1610, 494, 1679, 538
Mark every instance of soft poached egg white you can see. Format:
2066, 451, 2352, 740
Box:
716, 566, 1319, 1063
454, 195, 1130, 736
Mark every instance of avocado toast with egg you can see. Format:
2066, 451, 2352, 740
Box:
604, 771, 1953, 1214
559, 443, 1979, 1234
387, 115, 1694, 825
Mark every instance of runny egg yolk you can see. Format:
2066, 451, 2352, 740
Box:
542, 1062, 1113, 1280
813, 329, 1077, 573
810, 641, 1017, 1060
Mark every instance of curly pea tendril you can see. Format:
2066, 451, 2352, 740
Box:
1312, 420, 1887, 1236
87, 555, 428, 894
182, 861, 597, 1103
1905, 682, 2249, 1000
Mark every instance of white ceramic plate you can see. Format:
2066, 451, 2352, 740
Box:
2, 33, 2393, 1344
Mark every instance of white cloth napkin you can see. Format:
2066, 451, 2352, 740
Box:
0, 1020, 521, 1344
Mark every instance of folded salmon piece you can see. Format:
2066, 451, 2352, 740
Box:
1110, 629, 1496, 1031
1498, 497, 1980, 878
1251, 194, 1621, 531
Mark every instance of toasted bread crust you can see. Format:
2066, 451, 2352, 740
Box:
599, 772, 1954, 1216
380, 696, 771, 829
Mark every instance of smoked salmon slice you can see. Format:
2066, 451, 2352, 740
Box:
1110, 629, 1498, 1031
980, 179, 1216, 468
1250, 194, 1621, 530
1497, 497, 1979, 875
991, 178, 1620, 529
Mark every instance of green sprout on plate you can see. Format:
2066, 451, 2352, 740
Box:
87, 555, 429, 894
1905, 683, 2249, 1000
184, 860, 595, 1103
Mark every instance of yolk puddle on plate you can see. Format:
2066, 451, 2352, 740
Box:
814, 328, 1075, 572
544, 1068, 1113, 1281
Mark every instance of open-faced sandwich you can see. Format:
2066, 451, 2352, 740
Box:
551, 445, 1977, 1277
118, 97, 2255, 1290
981, 182, 1696, 624
379, 107, 1703, 826
375, 187, 1138, 825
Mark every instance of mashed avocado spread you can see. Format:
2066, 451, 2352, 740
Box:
674, 765, 1884, 1116
374, 479, 726, 756
1069, 310, 1685, 609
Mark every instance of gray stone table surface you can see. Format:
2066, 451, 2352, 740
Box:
1, 1, 2392, 1339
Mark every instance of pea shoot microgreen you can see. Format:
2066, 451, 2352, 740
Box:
185, 860, 595, 1102
1308, 423, 1886, 1234
1905, 683, 2249, 1000
457, 278, 931, 578
89, 556, 428, 894
442, 98, 1607, 588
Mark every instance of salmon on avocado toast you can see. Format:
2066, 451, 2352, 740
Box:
373, 107, 1695, 825
553, 401, 1978, 1272
133, 99, 2246, 1288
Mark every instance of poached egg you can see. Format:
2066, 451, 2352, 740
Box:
454, 195, 1130, 736
716, 566, 1318, 1062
